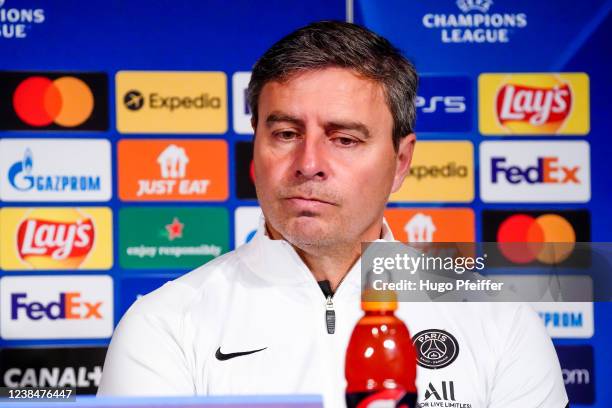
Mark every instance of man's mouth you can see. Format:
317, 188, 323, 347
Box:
283, 196, 338, 211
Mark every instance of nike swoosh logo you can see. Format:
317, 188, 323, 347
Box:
215, 346, 267, 361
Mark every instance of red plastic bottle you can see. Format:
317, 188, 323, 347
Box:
345, 293, 418, 408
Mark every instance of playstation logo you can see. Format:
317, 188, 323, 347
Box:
456, 0, 493, 13
123, 90, 145, 111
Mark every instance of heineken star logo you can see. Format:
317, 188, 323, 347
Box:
165, 217, 184, 241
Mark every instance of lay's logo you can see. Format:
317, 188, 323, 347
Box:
479, 73, 589, 135
0, 275, 113, 339
0, 208, 112, 270
17, 217, 94, 265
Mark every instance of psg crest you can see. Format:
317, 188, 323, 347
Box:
412, 329, 459, 369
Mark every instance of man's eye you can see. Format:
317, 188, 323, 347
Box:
275, 131, 298, 140
333, 136, 359, 147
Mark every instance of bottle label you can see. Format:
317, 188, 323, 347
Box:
346, 389, 417, 408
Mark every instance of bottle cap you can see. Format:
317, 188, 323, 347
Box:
361, 289, 398, 311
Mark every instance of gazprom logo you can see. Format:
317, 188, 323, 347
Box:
8, 148, 101, 193
539, 311, 583, 328
8, 148, 33, 190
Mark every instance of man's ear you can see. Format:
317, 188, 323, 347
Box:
391, 133, 416, 193
251, 116, 257, 134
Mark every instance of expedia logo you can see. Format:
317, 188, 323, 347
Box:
123, 90, 144, 110
115, 71, 227, 133
412, 329, 459, 369
122, 89, 221, 112
479, 73, 589, 135
0, 72, 108, 130
391, 141, 473, 202
409, 162, 468, 181
480, 141, 590, 203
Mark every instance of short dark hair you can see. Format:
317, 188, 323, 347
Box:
247, 20, 418, 151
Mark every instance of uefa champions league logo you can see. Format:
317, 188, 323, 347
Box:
456, 0, 493, 13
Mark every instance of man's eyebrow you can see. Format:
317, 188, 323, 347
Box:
326, 121, 371, 139
265, 112, 305, 128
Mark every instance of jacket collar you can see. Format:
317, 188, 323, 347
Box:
238, 215, 395, 287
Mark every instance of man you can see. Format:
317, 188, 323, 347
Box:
99, 21, 568, 407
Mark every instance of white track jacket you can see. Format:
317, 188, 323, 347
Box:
98, 217, 568, 408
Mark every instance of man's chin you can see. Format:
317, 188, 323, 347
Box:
282, 216, 334, 247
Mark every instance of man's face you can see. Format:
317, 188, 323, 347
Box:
253, 67, 413, 249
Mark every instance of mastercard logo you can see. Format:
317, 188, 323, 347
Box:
12, 76, 94, 127
497, 214, 576, 264
235, 141, 257, 199
0, 72, 108, 131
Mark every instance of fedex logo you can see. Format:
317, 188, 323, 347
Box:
0, 276, 113, 339
480, 141, 590, 203
491, 157, 580, 184
11, 292, 102, 321
415, 76, 472, 132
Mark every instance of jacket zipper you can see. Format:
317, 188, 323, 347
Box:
325, 295, 335, 334
323, 272, 350, 335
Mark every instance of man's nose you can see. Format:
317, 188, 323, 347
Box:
293, 134, 328, 181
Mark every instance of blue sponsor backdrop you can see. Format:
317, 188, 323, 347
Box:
0, 0, 610, 406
